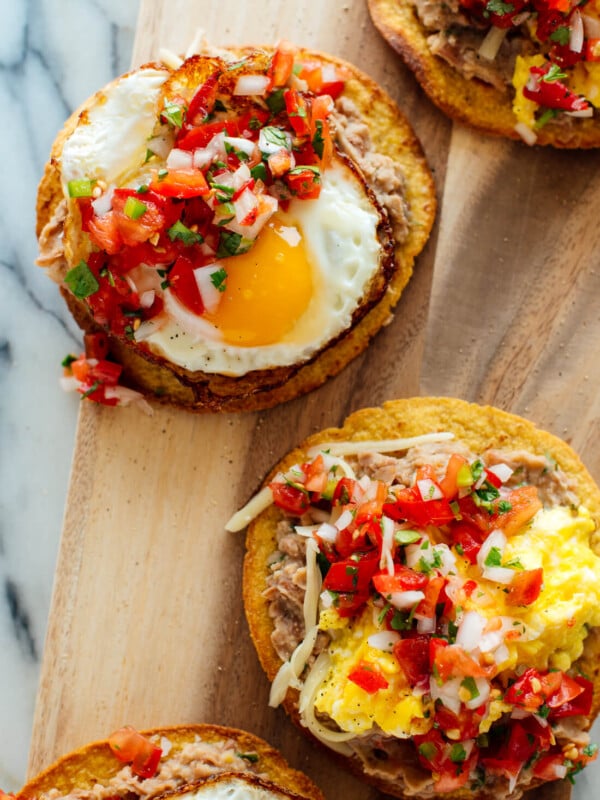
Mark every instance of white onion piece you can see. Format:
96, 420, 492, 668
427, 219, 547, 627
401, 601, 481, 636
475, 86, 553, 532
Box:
104, 385, 153, 414
514, 122, 538, 146
430, 675, 462, 715
193, 264, 224, 314
307, 432, 455, 458
134, 316, 167, 342
234, 187, 259, 225
380, 516, 396, 575
389, 590, 425, 610
294, 524, 321, 538
484, 566, 516, 584
416, 616, 436, 634
320, 589, 334, 609
570, 9, 584, 53
494, 643, 510, 665
166, 148, 194, 169
434, 543, 457, 576
225, 485, 274, 532
225, 193, 278, 239
368, 631, 401, 652
139, 290, 155, 309
162, 289, 223, 342
320, 453, 357, 480
92, 185, 115, 216
582, 12, 600, 39
465, 677, 491, 710
258, 127, 292, 154
456, 611, 486, 652
335, 509, 354, 531
477, 529, 506, 571
192, 148, 214, 169
317, 523, 338, 543
146, 133, 174, 160
478, 25, 508, 60
405, 540, 430, 569
479, 630, 504, 653
417, 478, 443, 501
234, 73, 270, 96
158, 47, 183, 70
224, 135, 257, 157
487, 463, 513, 483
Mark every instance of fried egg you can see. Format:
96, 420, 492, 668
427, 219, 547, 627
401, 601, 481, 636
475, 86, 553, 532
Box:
167, 774, 306, 800
59, 69, 388, 377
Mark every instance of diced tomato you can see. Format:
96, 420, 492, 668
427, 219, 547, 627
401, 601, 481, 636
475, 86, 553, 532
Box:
348, 660, 389, 693
284, 88, 311, 136
532, 753, 568, 781
70, 357, 91, 383
439, 454, 469, 499
414, 728, 447, 773
494, 486, 542, 535
186, 71, 219, 126
415, 575, 445, 618
285, 168, 321, 199
450, 522, 483, 564
150, 169, 209, 199
383, 486, 455, 528
548, 675, 593, 719
334, 520, 371, 558
320, 80, 345, 100
323, 552, 379, 594
108, 726, 162, 779
393, 635, 430, 686
88, 359, 122, 386
332, 477, 358, 506
355, 481, 387, 524
373, 565, 428, 595
333, 590, 371, 617
586, 38, 600, 62
168, 254, 204, 315
432, 643, 492, 682
297, 62, 323, 92
87, 211, 123, 255
535, 7, 565, 42
302, 454, 327, 493
108, 189, 168, 248
269, 481, 310, 515
506, 567, 543, 606
268, 40, 296, 88
310, 95, 334, 166
177, 119, 240, 150
84, 332, 109, 360
462, 579, 478, 597
435, 704, 482, 740
504, 667, 562, 711
523, 64, 590, 112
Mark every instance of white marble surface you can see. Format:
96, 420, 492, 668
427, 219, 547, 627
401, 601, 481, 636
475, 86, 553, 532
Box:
1, 0, 139, 790
2, 2, 600, 799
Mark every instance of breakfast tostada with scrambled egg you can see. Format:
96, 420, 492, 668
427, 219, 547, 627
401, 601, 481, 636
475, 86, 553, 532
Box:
368, 0, 600, 146
14, 724, 324, 800
36, 40, 435, 412
235, 396, 600, 798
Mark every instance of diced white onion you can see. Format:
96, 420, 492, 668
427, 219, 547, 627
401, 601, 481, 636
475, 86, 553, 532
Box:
380, 516, 396, 575
514, 122, 538, 146
484, 566, 516, 584
430, 675, 462, 715
335, 509, 354, 531
234, 187, 259, 225
465, 677, 491, 710
405, 540, 430, 569
224, 135, 256, 157
487, 463, 513, 483
192, 148, 214, 170
478, 25, 508, 60
417, 478, 443, 501
225, 193, 278, 240
294, 524, 321, 538
92, 185, 115, 216
494, 643, 510, 665
434, 543, 457, 576
307, 432, 455, 458
59, 375, 79, 392
320, 590, 334, 609
103, 385, 153, 414
225, 485, 274, 532
368, 631, 401, 652
320, 454, 357, 480
163, 289, 222, 342
139, 290, 155, 309
258, 127, 293, 154
193, 264, 224, 314
146, 133, 174, 160
389, 590, 425, 610
570, 9, 584, 53
477, 529, 506, 571
234, 74, 271, 96
166, 148, 194, 169
416, 616, 436, 634
317, 522, 338, 543
456, 610, 487, 652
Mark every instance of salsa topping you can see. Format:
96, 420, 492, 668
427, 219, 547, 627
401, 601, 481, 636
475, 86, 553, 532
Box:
258, 436, 600, 793
65, 43, 347, 339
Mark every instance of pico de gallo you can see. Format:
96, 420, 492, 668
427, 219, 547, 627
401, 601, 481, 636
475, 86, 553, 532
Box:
261, 437, 599, 794
460, 0, 600, 135
60, 332, 151, 410
63, 43, 347, 339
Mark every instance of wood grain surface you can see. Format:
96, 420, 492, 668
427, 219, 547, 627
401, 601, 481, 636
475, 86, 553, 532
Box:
27, 1, 600, 799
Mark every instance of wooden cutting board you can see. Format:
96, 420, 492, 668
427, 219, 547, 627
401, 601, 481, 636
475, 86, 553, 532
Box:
27, 2, 600, 799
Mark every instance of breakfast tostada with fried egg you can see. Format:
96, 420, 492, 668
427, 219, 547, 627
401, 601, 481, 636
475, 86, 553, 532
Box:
368, 0, 600, 146
37, 40, 435, 412
236, 396, 600, 798
15, 724, 324, 800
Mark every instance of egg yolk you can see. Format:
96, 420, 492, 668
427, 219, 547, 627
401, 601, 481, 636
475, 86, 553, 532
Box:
204, 217, 314, 346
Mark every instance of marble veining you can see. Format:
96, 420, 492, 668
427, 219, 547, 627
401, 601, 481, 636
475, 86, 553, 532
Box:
1, 0, 138, 790
2, 2, 600, 799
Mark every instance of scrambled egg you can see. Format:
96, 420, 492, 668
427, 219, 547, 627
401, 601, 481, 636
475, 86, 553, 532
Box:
570, 63, 600, 109
512, 54, 546, 129
313, 507, 600, 737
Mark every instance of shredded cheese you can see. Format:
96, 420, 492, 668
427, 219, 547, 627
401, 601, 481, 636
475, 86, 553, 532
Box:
225, 486, 273, 532
159, 48, 184, 70
307, 431, 454, 458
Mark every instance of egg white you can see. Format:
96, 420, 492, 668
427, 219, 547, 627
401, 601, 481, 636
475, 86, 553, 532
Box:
144, 157, 383, 375
60, 69, 385, 376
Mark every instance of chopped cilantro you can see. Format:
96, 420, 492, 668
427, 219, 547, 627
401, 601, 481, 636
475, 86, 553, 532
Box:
485, 0, 514, 14
461, 676, 480, 700
162, 100, 185, 128
484, 546, 502, 568
316, 551, 331, 578
61, 353, 77, 368
543, 64, 568, 82
549, 25, 570, 45
250, 162, 268, 182
82, 380, 101, 398
210, 267, 228, 293
217, 230, 253, 258
210, 181, 236, 202
167, 220, 204, 246
418, 742, 437, 761
266, 89, 286, 113
312, 119, 325, 159
260, 125, 289, 150
65, 260, 99, 299
237, 751, 259, 763
497, 499, 513, 513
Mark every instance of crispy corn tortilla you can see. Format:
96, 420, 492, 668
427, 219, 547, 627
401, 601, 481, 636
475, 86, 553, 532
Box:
367, 0, 600, 148
36, 46, 435, 413
18, 724, 323, 800
243, 396, 600, 798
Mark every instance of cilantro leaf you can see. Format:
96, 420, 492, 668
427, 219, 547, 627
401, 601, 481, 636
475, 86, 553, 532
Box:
484, 546, 502, 567
217, 230, 253, 258
210, 267, 228, 293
